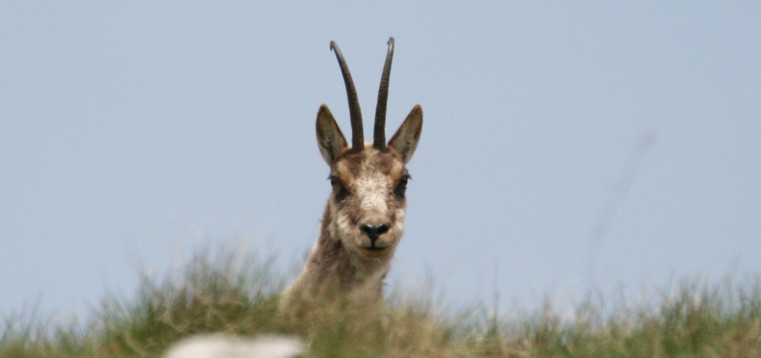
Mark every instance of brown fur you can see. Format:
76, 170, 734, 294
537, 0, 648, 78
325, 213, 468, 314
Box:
279, 39, 423, 318
279, 146, 413, 315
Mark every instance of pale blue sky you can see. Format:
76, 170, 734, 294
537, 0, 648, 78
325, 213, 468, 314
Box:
2, 2, 760, 319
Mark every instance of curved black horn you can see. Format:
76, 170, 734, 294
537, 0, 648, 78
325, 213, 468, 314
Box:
373, 37, 395, 151
330, 41, 364, 152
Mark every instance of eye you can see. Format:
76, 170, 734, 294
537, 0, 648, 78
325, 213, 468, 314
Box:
394, 175, 410, 199
328, 175, 349, 202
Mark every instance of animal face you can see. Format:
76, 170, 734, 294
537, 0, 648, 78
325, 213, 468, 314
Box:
314, 37, 423, 260
316, 102, 422, 260
327, 147, 410, 259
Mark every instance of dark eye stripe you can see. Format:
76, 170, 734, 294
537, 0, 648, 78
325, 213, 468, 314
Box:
394, 175, 409, 199
329, 175, 350, 202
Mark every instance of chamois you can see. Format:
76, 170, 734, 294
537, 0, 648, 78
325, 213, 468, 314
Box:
280, 37, 423, 315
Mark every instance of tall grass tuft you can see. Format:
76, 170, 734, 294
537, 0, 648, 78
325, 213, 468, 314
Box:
95, 247, 283, 356
2, 245, 761, 357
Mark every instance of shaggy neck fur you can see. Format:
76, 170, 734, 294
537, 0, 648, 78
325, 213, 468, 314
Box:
280, 203, 392, 314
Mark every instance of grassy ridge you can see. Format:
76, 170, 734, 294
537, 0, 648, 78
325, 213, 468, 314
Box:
2, 247, 761, 357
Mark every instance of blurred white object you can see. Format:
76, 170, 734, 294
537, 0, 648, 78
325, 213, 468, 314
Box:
164, 334, 303, 358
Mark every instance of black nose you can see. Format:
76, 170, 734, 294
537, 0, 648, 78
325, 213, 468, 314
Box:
360, 223, 390, 242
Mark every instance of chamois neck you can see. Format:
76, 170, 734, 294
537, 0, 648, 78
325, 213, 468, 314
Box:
314, 203, 391, 289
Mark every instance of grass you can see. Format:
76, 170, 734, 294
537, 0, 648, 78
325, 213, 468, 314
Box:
2, 246, 761, 357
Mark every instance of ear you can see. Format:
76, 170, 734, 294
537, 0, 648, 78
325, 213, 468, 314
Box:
388, 104, 423, 163
316, 104, 348, 164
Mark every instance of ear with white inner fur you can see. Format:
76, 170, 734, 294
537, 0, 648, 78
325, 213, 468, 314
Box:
316, 104, 347, 164
388, 104, 423, 163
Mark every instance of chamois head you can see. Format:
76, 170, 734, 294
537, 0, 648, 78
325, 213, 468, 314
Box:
315, 37, 423, 260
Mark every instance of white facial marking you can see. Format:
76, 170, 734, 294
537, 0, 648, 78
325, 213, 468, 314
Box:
325, 150, 410, 257
355, 174, 389, 216
331, 203, 353, 242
